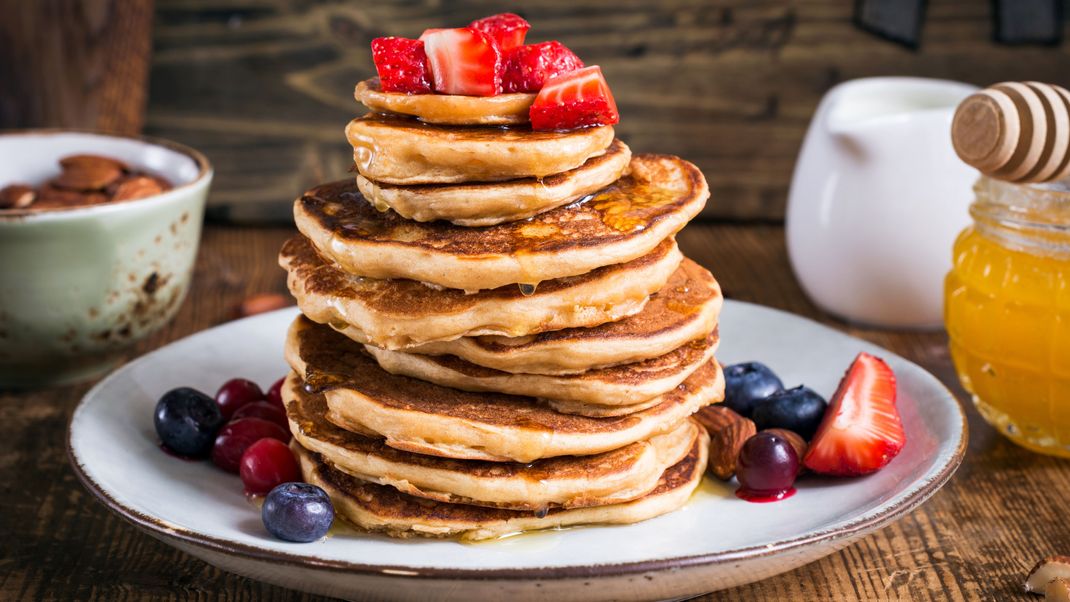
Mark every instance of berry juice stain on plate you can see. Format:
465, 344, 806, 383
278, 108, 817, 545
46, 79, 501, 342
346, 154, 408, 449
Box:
736, 486, 796, 503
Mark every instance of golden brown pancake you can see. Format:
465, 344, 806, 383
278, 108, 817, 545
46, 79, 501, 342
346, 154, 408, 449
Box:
294, 424, 709, 541
356, 140, 632, 227
355, 79, 534, 125
346, 114, 613, 184
295, 154, 708, 291
410, 257, 723, 374
285, 316, 724, 463
280, 235, 682, 349
284, 373, 697, 511
363, 330, 718, 407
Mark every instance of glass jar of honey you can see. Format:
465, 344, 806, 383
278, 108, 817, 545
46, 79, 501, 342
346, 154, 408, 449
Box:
945, 176, 1070, 457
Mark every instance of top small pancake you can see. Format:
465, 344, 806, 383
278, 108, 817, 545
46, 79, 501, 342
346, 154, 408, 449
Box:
355, 79, 534, 125
295, 154, 709, 292
346, 114, 613, 184
355, 139, 632, 227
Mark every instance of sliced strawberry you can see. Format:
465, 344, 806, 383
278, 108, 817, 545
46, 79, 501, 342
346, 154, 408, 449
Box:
529, 65, 619, 130
421, 27, 502, 96
803, 353, 905, 477
470, 13, 530, 51
370, 37, 432, 94
503, 41, 584, 93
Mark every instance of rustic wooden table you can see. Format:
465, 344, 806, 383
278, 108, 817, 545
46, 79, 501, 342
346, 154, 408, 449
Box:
3, 222, 1064, 601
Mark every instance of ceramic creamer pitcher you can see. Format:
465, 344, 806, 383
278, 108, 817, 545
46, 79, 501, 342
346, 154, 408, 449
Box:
786, 77, 979, 329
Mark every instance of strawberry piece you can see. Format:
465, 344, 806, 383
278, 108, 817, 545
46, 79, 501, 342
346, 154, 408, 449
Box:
470, 13, 530, 51
370, 37, 432, 94
503, 41, 584, 93
529, 65, 619, 130
421, 27, 502, 96
803, 353, 905, 477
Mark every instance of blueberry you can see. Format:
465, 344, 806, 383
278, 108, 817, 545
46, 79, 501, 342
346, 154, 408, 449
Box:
262, 482, 334, 542
723, 362, 784, 417
154, 387, 225, 457
750, 385, 828, 440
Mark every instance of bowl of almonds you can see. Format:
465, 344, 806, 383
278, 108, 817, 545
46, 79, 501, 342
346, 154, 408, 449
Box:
0, 131, 212, 388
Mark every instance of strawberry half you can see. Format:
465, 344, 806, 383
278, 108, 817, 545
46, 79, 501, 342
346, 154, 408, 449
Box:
803, 353, 905, 477
420, 27, 502, 96
470, 13, 530, 51
503, 41, 584, 93
529, 65, 619, 131
370, 37, 432, 94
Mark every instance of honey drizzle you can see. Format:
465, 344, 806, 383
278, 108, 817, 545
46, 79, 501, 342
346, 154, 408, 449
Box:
590, 184, 679, 233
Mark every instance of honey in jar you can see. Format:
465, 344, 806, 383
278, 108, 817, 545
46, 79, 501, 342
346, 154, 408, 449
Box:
945, 176, 1070, 457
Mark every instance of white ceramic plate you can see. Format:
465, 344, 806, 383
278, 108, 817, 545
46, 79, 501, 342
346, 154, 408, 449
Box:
68, 302, 966, 601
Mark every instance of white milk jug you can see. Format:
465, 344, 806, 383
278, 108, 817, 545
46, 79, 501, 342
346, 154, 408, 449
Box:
786, 77, 978, 329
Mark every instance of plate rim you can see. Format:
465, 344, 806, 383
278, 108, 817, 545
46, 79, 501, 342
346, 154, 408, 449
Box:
66, 301, 968, 582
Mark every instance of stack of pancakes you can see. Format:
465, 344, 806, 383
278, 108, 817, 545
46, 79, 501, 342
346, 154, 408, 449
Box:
278, 85, 725, 541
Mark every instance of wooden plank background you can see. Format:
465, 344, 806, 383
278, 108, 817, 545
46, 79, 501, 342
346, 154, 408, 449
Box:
145, 0, 1070, 222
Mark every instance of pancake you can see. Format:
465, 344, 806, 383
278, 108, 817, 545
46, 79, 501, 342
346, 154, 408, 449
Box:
346, 114, 613, 184
294, 425, 709, 541
281, 235, 682, 349
410, 257, 723, 374
355, 140, 632, 227
364, 330, 718, 407
544, 396, 665, 417
285, 373, 697, 511
285, 316, 724, 462
355, 79, 534, 125
295, 154, 708, 291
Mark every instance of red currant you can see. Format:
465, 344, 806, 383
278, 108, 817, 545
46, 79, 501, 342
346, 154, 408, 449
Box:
215, 378, 264, 420
735, 431, 799, 502
240, 438, 300, 495
211, 417, 289, 473
265, 376, 286, 411
232, 401, 287, 429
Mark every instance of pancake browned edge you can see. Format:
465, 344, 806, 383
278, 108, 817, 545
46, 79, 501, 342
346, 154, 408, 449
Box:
355, 140, 632, 227
294, 423, 708, 541
346, 113, 614, 184
295, 154, 708, 291
409, 257, 723, 375
285, 316, 725, 463
284, 373, 697, 511
355, 79, 534, 125
281, 235, 682, 350
363, 329, 718, 407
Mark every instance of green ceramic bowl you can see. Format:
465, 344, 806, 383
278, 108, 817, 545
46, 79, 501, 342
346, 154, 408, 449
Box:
0, 131, 212, 388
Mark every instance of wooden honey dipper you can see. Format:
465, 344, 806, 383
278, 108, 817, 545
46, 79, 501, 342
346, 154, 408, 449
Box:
951, 81, 1070, 183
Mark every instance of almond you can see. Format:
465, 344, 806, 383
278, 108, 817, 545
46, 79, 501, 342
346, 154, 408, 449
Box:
694, 404, 742, 433
59, 153, 130, 173
1028, 556, 1070, 594
696, 405, 756, 480
53, 162, 122, 191
112, 176, 166, 201
0, 184, 36, 209
33, 185, 103, 209
765, 428, 808, 461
